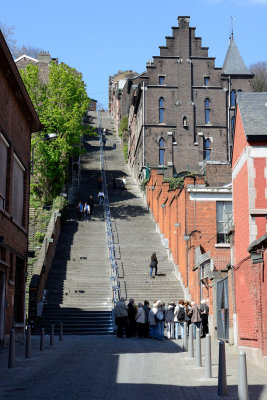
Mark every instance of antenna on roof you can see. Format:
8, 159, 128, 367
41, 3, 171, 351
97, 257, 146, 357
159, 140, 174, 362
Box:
230, 16, 235, 40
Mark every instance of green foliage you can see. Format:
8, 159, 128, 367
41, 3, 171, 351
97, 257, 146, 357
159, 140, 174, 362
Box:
118, 116, 128, 138
163, 177, 184, 190
20, 63, 90, 203
118, 116, 129, 160
34, 231, 45, 244
123, 144, 128, 161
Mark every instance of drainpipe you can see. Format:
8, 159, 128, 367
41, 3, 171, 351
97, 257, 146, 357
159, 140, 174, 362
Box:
142, 81, 146, 170
227, 76, 231, 162
184, 189, 189, 289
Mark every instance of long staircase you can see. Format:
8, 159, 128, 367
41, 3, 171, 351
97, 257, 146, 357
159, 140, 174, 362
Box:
36, 111, 185, 335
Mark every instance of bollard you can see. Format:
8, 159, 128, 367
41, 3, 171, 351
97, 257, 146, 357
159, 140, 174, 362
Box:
25, 325, 32, 359
196, 328, 202, 367
238, 351, 249, 400
50, 324, 54, 346
204, 334, 212, 378
218, 340, 227, 397
40, 328, 45, 351
59, 321, 63, 341
183, 322, 188, 351
188, 324, 194, 358
8, 329, 15, 368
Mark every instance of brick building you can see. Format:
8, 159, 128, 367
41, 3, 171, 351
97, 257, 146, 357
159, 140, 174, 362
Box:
110, 16, 253, 182
0, 31, 42, 344
15, 52, 59, 84
231, 92, 267, 368
109, 70, 137, 131
146, 169, 232, 336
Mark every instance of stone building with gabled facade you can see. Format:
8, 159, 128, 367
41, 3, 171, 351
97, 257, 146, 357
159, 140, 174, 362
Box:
112, 16, 254, 183
15, 52, 59, 84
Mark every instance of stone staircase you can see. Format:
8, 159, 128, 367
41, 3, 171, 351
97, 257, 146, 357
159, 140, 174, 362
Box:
36, 111, 185, 335
98, 111, 185, 306
35, 122, 113, 335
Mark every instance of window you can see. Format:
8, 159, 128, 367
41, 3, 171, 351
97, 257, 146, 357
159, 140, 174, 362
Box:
204, 77, 210, 86
12, 155, 25, 226
204, 138, 211, 161
216, 202, 233, 243
159, 138, 165, 165
231, 117, 235, 133
159, 97, 165, 123
230, 90, 236, 107
159, 76, 165, 85
0, 134, 9, 211
205, 99, 210, 124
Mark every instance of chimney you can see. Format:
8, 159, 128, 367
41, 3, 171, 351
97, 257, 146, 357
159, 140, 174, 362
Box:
178, 16, 190, 29
37, 51, 51, 64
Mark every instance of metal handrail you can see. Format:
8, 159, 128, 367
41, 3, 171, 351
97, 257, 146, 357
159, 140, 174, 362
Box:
98, 111, 120, 306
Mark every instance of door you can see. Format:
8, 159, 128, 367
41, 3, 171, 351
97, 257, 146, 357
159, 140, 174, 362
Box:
14, 258, 24, 324
216, 277, 229, 341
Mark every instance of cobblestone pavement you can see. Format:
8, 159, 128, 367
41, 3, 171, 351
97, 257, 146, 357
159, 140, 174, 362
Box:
0, 335, 266, 400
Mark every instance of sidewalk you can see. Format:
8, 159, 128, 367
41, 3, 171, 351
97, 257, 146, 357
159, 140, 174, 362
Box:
0, 334, 266, 399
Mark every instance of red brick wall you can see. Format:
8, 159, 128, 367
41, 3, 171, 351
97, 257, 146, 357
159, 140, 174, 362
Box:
232, 100, 267, 363
233, 161, 250, 265
234, 254, 267, 355
147, 171, 230, 316
232, 106, 248, 166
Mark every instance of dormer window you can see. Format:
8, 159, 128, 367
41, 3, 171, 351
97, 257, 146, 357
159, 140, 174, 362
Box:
159, 76, 165, 85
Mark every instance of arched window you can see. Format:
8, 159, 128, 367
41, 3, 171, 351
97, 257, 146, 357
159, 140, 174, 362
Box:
159, 97, 165, 123
230, 90, 236, 107
205, 99, 210, 124
204, 138, 211, 161
159, 138, 165, 165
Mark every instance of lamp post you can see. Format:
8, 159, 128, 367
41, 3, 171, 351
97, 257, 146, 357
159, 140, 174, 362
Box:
31, 133, 58, 175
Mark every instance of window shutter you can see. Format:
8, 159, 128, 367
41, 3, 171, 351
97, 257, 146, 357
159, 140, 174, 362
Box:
12, 156, 24, 226
0, 136, 8, 208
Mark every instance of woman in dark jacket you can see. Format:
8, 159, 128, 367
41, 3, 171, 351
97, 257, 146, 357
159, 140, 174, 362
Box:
150, 252, 158, 278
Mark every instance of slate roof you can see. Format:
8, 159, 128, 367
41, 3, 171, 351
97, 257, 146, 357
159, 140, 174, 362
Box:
237, 92, 267, 140
222, 38, 251, 75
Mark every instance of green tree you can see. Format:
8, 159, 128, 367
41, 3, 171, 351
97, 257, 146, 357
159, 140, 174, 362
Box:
20, 62, 90, 203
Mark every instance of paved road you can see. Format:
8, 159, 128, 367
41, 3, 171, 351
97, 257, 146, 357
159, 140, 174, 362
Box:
0, 335, 266, 399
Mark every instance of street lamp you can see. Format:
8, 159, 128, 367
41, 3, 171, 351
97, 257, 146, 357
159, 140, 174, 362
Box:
31, 133, 58, 175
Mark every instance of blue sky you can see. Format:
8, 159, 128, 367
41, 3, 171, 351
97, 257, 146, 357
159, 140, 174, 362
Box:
1, 0, 267, 108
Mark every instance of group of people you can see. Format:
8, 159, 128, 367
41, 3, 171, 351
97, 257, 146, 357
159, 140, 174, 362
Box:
114, 297, 209, 340
76, 196, 94, 220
